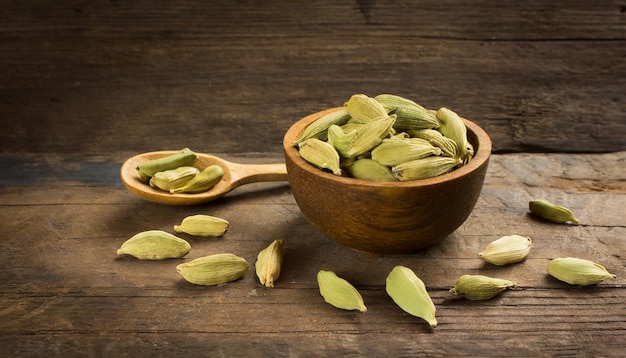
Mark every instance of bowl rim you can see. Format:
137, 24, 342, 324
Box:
283, 107, 492, 188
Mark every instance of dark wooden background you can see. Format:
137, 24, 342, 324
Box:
1, 1, 624, 357
1, 0, 624, 156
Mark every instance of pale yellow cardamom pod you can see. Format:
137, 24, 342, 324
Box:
385, 266, 437, 328
346, 115, 397, 158
392, 156, 461, 181
450, 274, 516, 300
529, 199, 580, 224
343, 158, 397, 182
173, 214, 229, 237
478, 235, 532, 266
149, 166, 199, 192
170, 164, 224, 194
116, 230, 191, 260
298, 138, 342, 175
371, 138, 442, 167
547, 257, 616, 285
294, 108, 351, 146
326, 124, 357, 158
317, 270, 367, 312
176, 253, 249, 286
344, 94, 389, 123
255, 239, 286, 288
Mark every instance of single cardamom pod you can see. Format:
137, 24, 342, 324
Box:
344, 94, 389, 123
174, 214, 229, 237
392, 156, 461, 181
529, 199, 580, 224
298, 138, 342, 175
371, 138, 442, 167
407, 128, 459, 158
116, 230, 191, 260
547, 257, 616, 285
436, 107, 470, 164
170, 164, 224, 194
136, 148, 197, 182
449, 274, 516, 300
346, 115, 396, 158
326, 124, 357, 158
385, 266, 437, 328
478, 235, 532, 266
176, 253, 249, 286
317, 270, 367, 312
343, 158, 397, 182
294, 108, 351, 146
374, 94, 440, 130
149, 166, 199, 192
255, 239, 286, 288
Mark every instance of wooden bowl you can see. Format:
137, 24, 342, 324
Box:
283, 108, 492, 254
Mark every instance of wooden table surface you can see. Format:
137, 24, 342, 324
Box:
1, 1, 624, 357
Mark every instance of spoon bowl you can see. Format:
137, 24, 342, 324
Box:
121, 151, 287, 205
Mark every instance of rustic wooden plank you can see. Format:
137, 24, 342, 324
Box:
0, 1, 624, 154
0, 152, 624, 356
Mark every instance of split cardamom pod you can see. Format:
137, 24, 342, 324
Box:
385, 266, 437, 328
149, 166, 199, 192
135, 148, 197, 182
547, 257, 616, 285
478, 235, 532, 266
298, 138, 342, 175
170, 164, 224, 194
317, 270, 367, 312
529, 199, 580, 224
174, 214, 229, 237
116, 230, 191, 260
255, 239, 286, 288
176, 253, 249, 286
450, 274, 516, 300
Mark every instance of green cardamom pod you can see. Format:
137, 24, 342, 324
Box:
343, 158, 397, 182
374, 94, 440, 130
449, 274, 515, 300
547, 257, 616, 285
407, 128, 459, 158
149, 166, 199, 192
344, 94, 389, 123
478, 235, 532, 266
436, 107, 470, 164
529, 199, 580, 224
294, 108, 351, 146
317, 270, 367, 312
385, 266, 437, 328
176, 253, 249, 286
346, 115, 396, 158
135, 148, 197, 182
116, 230, 191, 260
255, 239, 286, 288
298, 138, 342, 175
371, 138, 442, 167
392, 156, 461, 181
170, 164, 224, 194
174, 214, 229, 237
326, 124, 357, 158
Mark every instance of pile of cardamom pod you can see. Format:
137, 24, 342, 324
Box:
135, 148, 224, 194
294, 94, 474, 181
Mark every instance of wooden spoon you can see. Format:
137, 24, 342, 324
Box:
120, 151, 288, 205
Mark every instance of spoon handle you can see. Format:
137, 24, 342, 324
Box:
227, 162, 288, 188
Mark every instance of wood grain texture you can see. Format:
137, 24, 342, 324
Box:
0, 152, 624, 356
0, 0, 624, 154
